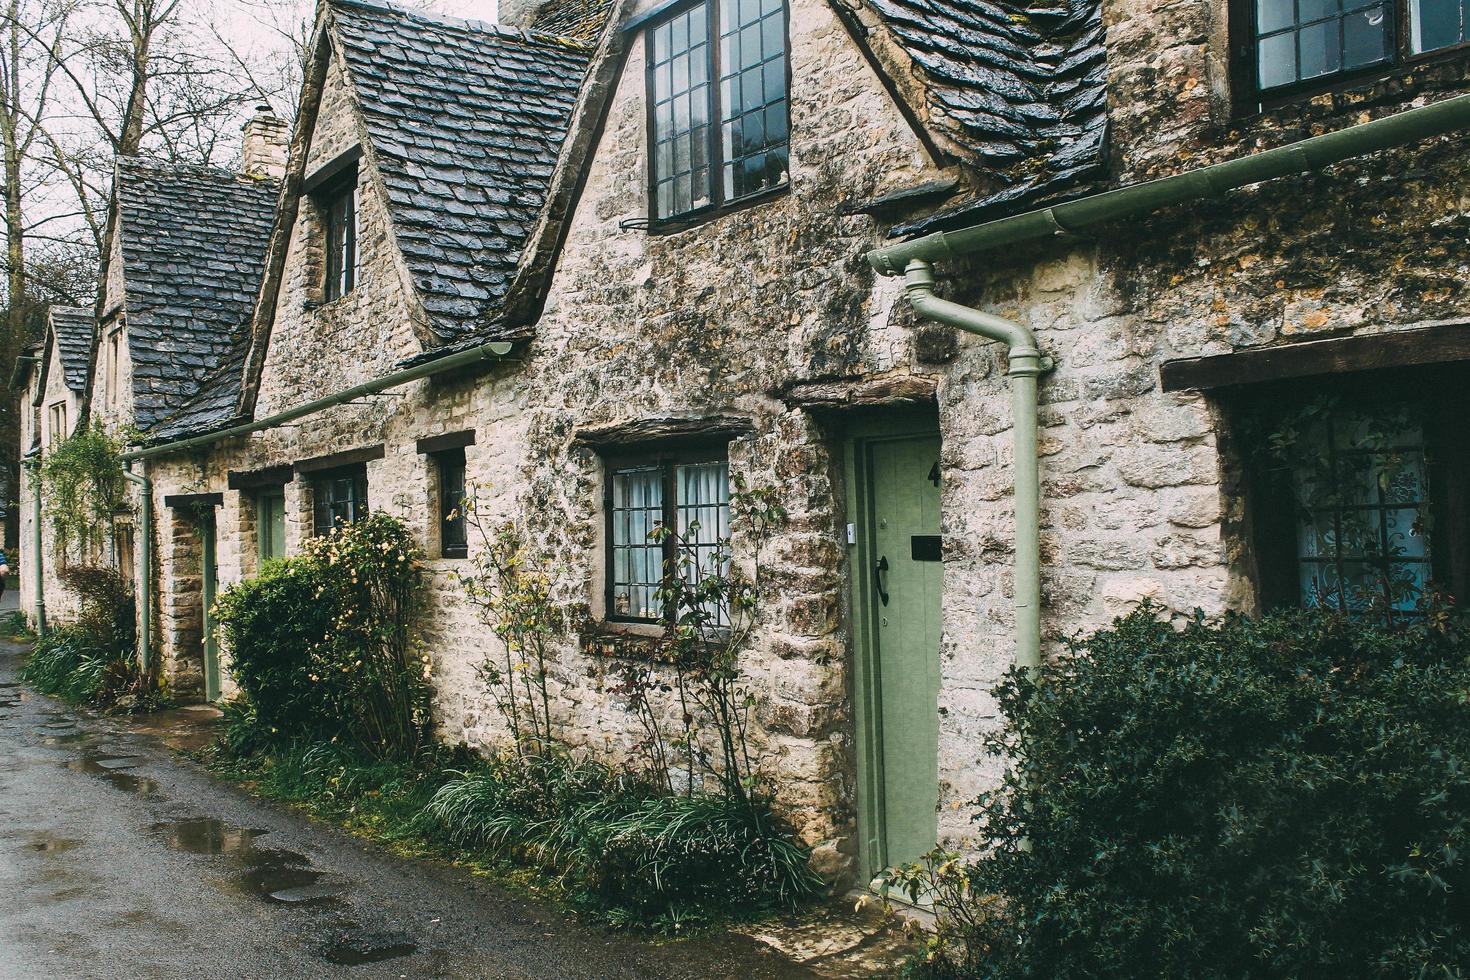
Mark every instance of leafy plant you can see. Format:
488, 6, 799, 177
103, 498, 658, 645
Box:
21, 565, 147, 710
38, 425, 131, 561
453, 505, 567, 757
213, 514, 431, 758
423, 749, 820, 929
892, 604, 1470, 978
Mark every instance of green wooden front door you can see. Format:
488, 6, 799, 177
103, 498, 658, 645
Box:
257, 490, 286, 563
848, 420, 944, 880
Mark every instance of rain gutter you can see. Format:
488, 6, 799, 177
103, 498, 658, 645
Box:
867, 92, 1470, 676
120, 340, 516, 463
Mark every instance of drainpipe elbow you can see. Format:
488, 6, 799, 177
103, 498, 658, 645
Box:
902, 260, 1039, 375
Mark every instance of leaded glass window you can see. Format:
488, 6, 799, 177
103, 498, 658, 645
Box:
1289, 407, 1431, 616
718, 0, 788, 204
1248, 0, 1469, 98
322, 172, 357, 301
607, 453, 731, 624
1254, 0, 1392, 91
312, 467, 368, 537
1410, 0, 1470, 51
436, 449, 467, 559
647, 0, 788, 224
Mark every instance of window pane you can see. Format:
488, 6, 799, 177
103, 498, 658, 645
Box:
1289, 405, 1431, 618
647, 3, 713, 219
1411, 0, 1466, 51
1258, 30, 1298, 88
718, 0, 789, 202
1343, 5, 1390, 66
439, 451, 467, 557
610, 465, 664, 620
1299, 0, 1339, 22
1298, 19, 1342, 78
1257, 0, 1294, 33
675, 461, 730, 626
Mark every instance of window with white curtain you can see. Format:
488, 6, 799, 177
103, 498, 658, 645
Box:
606, 451, 730, 624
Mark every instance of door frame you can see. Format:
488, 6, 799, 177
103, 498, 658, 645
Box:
843, 408, 943, 883
202, 513, 221, 702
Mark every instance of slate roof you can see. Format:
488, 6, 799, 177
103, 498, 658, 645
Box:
115, 157, 277, 431
329, 0, 595, 346
49, 306, 94, 392
864, 0, 1108, 233
525, 0, 613, 42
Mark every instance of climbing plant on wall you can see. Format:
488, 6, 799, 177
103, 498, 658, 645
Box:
39, 425, 132, 562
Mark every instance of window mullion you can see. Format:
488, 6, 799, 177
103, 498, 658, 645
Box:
708, 0, 723, 210
662, 459, 679, 625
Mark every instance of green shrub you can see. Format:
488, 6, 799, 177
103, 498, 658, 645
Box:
22, 566, 143, 709
214, 514, 430, 758
898, 606, 1470, 979
23, 625, 116, 702
424, 751, 821, 930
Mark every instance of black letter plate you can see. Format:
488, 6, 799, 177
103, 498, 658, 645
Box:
911, 535, 942, 562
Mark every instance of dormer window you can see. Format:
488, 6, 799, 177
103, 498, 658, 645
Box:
645, 0, 789, 226
1243, 0, 1470, 103
321, 171, 358, 301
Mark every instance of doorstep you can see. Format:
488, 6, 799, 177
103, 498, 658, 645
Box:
735, 896, 917, 977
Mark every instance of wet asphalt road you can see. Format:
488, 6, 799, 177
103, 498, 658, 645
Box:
0, 639, 815, 979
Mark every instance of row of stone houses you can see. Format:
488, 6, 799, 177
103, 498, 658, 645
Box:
18, 0, 1470, 887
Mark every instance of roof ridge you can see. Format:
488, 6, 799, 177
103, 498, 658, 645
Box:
328, 0, 593, 52
117, 154, 281, 188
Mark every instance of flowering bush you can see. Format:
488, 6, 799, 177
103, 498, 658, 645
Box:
214, 514, 431, 758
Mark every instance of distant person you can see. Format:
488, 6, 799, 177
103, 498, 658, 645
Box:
0, 548, 9, 601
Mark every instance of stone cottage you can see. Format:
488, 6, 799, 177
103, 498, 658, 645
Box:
17, 305, 93, 620
33, 0, 1470, 890
22, 138, 282, 634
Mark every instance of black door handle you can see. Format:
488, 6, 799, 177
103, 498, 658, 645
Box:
874, 556, 890, 606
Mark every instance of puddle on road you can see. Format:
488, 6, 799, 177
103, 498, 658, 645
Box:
150, 816, 346, 908
29, 833, 82, 854
63, 749, 160, 795
42, 732, 94, 745
234, 850, 344, 906
319, 925, 418, 965
151, 818, 265, 856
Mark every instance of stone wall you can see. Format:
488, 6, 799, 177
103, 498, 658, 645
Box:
253, 54, 424, 419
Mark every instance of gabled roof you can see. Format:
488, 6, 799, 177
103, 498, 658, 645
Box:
48, 306, 94, 392
114, 157, 278, 431
833, 0, 1108, 233
330, 0, 595, 345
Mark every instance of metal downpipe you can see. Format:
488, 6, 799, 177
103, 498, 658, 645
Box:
28, 463, 45, 635
902, 260, 1042, 673
122, 466, 153, 673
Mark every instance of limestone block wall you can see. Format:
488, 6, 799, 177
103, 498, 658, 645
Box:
157, 505, 206, 699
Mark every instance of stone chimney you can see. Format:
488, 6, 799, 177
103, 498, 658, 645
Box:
241, 104, 288, 180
